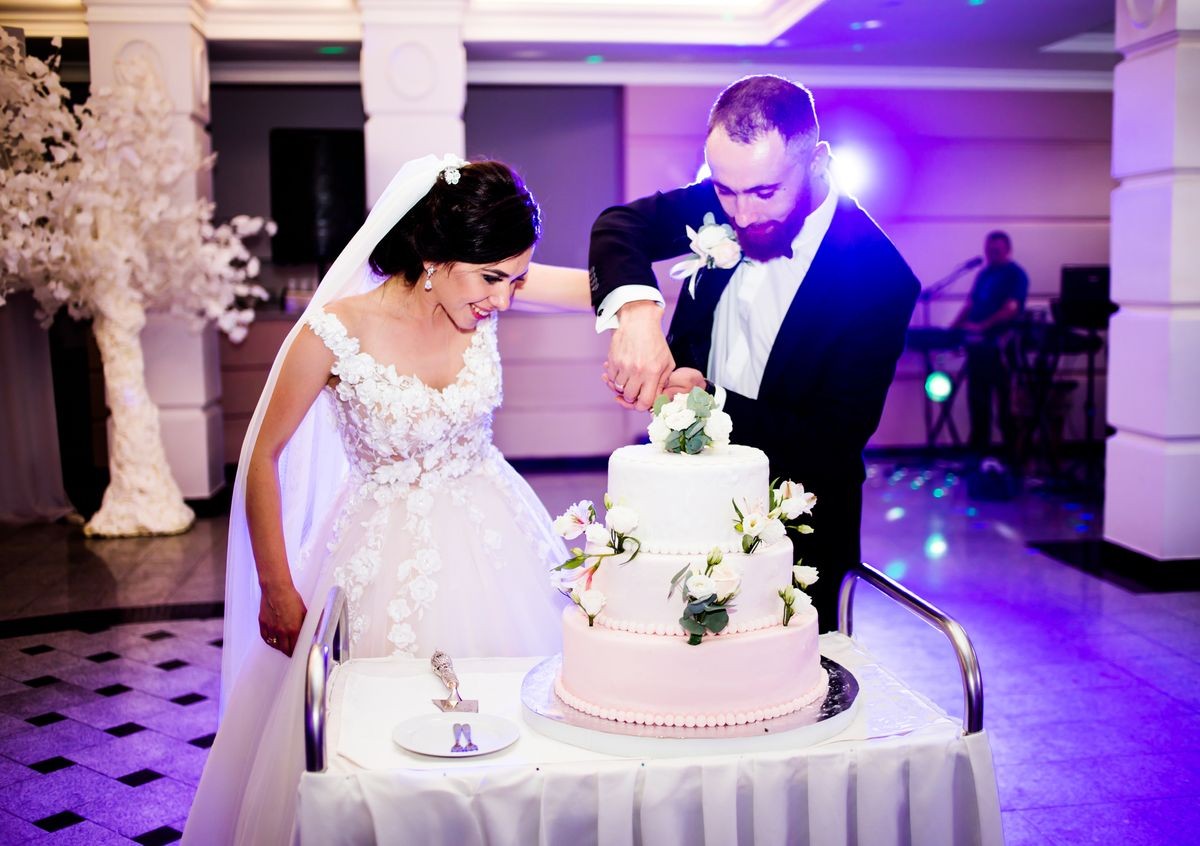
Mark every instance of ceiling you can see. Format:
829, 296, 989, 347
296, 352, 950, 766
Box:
465, 0, 1116, 72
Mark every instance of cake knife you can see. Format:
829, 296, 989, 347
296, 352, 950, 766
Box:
431, 650, 478, 712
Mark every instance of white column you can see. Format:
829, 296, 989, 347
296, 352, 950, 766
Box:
85, 0, 224, 498
1105, 0, 1200, 559
358, 0, 466, 204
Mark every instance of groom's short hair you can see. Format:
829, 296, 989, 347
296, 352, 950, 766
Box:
707, 75, 819, 146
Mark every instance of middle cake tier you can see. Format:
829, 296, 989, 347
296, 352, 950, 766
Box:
590, 538, 795, 636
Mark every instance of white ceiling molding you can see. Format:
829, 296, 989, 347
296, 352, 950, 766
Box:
204, 0, 360, 41
461, 0, 823, 45
465, 60, 1114, 92
205, 58, 1112, 92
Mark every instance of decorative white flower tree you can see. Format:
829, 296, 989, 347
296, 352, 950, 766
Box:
0, 32, 269, 537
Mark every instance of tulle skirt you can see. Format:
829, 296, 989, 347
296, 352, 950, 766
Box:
182, 456, 568, 845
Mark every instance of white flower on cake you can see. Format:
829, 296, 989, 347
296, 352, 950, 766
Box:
551, 495, 642, 593
760, 517, 787, 543
793, 564, 820, 589
571, 587, 606, 627
648, 388, 727, 455
685, 573, 717, 600
604, 504, 638, 535
708, 560, 742, 603
776, 480, 817, 520
703, 409, 733, 446
661, 396, 697, 431
647, 416, 672, 447
552, 499, 593, 540
741, 511, 768, 537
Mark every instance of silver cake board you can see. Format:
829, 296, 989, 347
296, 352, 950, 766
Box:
521, 654, 859, 758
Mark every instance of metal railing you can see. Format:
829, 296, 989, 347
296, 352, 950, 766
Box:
305, 587, 350, 772
838, 562, 984, 735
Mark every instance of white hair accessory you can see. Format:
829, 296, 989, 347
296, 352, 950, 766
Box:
440, 153, 467, 185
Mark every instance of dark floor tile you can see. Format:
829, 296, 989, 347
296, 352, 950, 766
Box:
96, 684, 133, 697
208, 638, 222, 648
187, 734, 214, 749
21, 645, 55, 656
168, 693, 205, 707
86, 652, 121, 664
0, 681, 102, 720
141, 631, 176, 642
23, 676, 61, 688
29, 757, 75, 775
105, 722, 146, 738
153, 660, 188, 672
117, 769, 164, 788
33, 810, 85, 832
133, 826, 182, 846
27, 712, 68, 727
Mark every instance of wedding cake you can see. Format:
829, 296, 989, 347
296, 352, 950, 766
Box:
550, 390, 827, 728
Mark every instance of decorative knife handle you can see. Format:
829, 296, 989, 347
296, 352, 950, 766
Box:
431, 650, 459, 692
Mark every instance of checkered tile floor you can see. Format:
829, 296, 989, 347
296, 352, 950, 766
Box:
0, 620, 221, 844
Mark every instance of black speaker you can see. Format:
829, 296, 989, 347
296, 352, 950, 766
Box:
1055, 265, 1117, 330
268, 129, 366, 269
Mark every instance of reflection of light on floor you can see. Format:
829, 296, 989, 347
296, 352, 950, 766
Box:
924, 533, 948, 559
994, 523, 1021, 542
884, 559, 908, 580
885, 506, 905, 522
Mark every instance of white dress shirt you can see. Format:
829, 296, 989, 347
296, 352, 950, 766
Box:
708, 184, 838, 399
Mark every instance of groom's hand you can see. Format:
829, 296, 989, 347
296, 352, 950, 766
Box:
605, 301, 673, 411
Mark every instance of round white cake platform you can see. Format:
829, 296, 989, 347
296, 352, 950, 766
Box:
521, 654, 860, 758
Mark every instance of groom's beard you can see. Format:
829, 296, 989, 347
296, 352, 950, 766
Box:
734, 184, 814, 262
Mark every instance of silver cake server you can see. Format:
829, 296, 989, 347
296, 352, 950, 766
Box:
431, 650, 478, 712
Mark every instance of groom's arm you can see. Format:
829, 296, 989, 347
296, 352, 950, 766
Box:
589, 180, 723, 320
590, 181, 723, 410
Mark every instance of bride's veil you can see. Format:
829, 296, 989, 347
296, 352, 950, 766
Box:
220, 153, 465, 713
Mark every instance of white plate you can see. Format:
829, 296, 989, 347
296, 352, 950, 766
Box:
392, 712, 520, 758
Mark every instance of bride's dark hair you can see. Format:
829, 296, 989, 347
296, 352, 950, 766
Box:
369, 160, 542, 284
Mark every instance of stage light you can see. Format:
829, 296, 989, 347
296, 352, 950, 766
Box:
925, 371, 953, 403
924, 533, 948, 559
317, 45, 347, 55
885, 506, 905, 522
830, 146, 869, 195
884, 560, 908, 580
585, 55, 604, 64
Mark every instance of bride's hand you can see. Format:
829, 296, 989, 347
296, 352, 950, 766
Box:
259, 583, 307, 657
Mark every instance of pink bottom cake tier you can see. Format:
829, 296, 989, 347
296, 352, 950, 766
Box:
556, 606, 828, 728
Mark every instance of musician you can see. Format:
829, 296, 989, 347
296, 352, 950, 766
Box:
951, 231, 1029, 459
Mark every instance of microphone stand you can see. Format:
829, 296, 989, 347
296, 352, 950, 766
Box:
919, 260, 978, 327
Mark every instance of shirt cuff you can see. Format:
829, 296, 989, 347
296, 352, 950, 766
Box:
595, 285, 666, 333
713, 385, 727, 410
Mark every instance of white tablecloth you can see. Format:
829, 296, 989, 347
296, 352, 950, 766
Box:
297, 634, 1002, 846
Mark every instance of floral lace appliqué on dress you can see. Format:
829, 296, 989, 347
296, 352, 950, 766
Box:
306, 307, 509, 654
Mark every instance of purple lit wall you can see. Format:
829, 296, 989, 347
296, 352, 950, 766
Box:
623, 84, 1114, 448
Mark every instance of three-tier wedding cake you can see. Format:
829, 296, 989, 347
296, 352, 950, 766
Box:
550, 390, 827, 728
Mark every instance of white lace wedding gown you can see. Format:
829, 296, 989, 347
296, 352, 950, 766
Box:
183, 308, 568, 845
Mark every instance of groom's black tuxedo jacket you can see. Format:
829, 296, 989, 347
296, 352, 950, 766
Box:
590, 180, 920, 626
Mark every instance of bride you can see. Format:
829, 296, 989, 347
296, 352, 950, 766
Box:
183, 154, 591, 844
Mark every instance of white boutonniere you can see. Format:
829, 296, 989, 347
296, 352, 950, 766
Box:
669, 212, 742, 298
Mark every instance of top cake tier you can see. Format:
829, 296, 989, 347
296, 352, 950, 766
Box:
608, 443, 770, 554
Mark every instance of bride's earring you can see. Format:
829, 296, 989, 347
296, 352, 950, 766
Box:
424, 266, 435, 291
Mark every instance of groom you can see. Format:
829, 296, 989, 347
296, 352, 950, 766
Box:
589, 75, 920, 630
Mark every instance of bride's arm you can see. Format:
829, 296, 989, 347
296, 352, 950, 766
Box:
244, 325, 335, 656
511, 262, 592, 312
